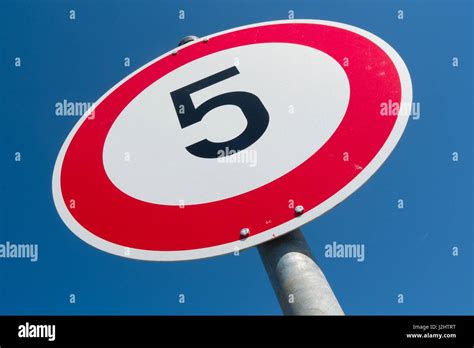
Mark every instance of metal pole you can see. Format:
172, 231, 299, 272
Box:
257, 229, 344, 315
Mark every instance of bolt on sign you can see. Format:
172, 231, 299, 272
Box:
53, 20, 412, 261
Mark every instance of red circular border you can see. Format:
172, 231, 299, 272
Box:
60, 23, 401, 251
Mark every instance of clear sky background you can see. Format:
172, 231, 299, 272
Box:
0, 0, 472, 315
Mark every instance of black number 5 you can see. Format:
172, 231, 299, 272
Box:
170, 66, 269, 158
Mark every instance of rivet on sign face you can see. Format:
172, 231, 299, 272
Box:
295, 205, 304, 216
203, 37, 209, 43
240, 228, 250, 238
172, 50, 178, 56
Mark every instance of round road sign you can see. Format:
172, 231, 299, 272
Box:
52, 20, 412, 261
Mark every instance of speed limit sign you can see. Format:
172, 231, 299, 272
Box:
52, 20, 412, 261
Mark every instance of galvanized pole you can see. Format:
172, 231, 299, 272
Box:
257, 229, 344, 315
177, 36, 343, 316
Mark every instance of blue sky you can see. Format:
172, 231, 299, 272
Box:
0, 0, 472, 315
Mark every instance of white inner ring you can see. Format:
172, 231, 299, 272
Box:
102, 43, 350, 205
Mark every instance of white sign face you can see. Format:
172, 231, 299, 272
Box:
53, 20, 412, 261
103, 43, 350, 205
